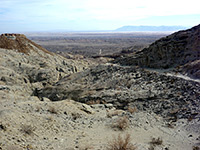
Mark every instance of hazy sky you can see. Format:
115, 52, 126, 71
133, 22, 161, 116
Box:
0, 0, 200, 32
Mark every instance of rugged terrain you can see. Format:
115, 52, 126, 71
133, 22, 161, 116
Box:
0, 26, 200, 150
0, 34, 95, 97
114, 24, 200, 75
38, 64, 200, 120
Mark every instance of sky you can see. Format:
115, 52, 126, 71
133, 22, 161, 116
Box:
0, 0, 200, 32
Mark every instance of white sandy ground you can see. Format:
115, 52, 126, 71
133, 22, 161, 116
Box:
0, 92, 200, 150
166, 73, 200, 83
145, 67, 200, 83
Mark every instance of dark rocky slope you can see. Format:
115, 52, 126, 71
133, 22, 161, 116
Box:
178, 60, 200, 79
38, 64, 200, 120
113, 24, 200, 70
37, 25, 200, 120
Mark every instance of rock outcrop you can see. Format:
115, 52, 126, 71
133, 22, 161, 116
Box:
0, 33, 52, 55
0, 34, 93, 97
114, 24, 200, 70
38, 64, 200, 120
179, 60, 200, 79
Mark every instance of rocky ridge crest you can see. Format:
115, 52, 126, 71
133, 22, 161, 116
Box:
0, 33, 52, 55
113, 24, 200, 73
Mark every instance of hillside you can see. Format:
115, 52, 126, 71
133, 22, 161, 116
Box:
0, 33, 94, 100
0, 29, 200, 150
0, 34, 52, 55
114, 24, 200, 78
38, 64, 200, 119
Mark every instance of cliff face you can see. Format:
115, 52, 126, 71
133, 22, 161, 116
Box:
114, 24, 200, 69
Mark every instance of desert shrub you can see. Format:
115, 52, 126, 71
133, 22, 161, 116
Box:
112, 116, 130, 131
86, 100, 100, 105
0, 123, 7, 131
48, 106, 58, 114
166, 122, 174, 128
71, 113, 82, 120
26, 144, 33, 150
187, 115, 195, 122
107, 110, 125, 118
149, 137, 163, 146
106, 134, 136, 150
20, 125, 34, 135
193, 146, 200, 150
46, 116, 54, 122
127, 107, 137, 114
148, 145, 155, 150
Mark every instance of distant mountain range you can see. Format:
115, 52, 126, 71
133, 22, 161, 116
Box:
115, 25, 188, 31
